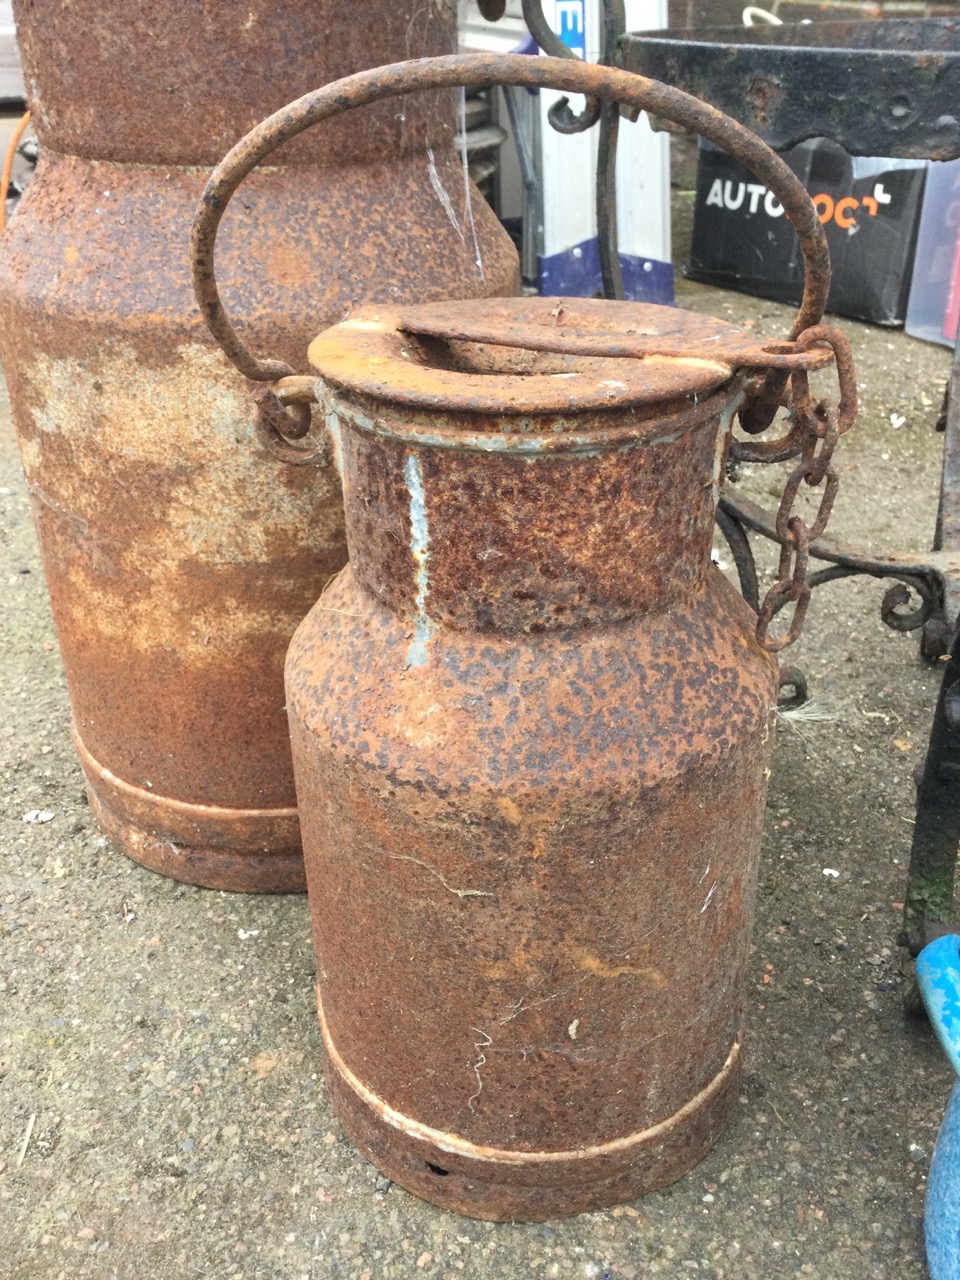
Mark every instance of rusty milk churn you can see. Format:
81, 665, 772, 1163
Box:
194, 56, 856, 1219
0, 2, 518, 893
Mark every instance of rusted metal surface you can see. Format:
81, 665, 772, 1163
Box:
744, 324, 857, 654
285, 297, 780, 1219
302, 299, 855, 655
0, 10, 518, 892
191, 51, 832, 433
395, 297, 837, 372
306, 299, 828, 423
11, 0, 462, 167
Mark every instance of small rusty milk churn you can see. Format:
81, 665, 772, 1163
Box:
0, 1, 517, 893
194, 57, 856, 1219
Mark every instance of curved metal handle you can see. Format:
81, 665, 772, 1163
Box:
191, 52, 830, 392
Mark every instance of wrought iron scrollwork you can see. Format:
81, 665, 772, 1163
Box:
518, 0, 627, 299
777, 667, 808, 711
715, 503, 760, 612
520, 0, 602, 133
717, 492, 945, 640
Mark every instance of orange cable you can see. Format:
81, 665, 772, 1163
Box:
0, 110, 32, 232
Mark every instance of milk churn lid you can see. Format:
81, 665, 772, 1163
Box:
308, 297, 833, 415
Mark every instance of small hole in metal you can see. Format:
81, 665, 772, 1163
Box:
425, 1161, 450, 1176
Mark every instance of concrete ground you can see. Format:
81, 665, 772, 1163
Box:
1, 256, 958, 1278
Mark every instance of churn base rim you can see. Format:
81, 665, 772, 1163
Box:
316, 984, 741, 1221
76, 730, 305, 894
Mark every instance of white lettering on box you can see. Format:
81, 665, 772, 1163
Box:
746, 184, 766, 213
706, 178, 724, 208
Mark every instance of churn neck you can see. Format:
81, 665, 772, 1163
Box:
310, 299, 747, 646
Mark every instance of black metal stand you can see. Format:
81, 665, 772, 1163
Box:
901, 611, 960, 950
621, 17, 960, 987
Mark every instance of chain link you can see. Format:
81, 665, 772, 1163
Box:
752, 325, 857, 654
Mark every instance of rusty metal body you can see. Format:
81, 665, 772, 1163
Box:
0, 3, 518, 891
284, 296, 781, 1219
187, 53, 855, 1217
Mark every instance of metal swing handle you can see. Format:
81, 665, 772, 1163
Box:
190, 50, 831, 437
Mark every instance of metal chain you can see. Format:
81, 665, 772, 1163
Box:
753, 325, 857, 653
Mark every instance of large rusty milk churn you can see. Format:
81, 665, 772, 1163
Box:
0, 3, 517, 893
195, 57, 856, 1218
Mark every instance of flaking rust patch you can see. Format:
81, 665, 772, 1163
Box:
570, 948, 669, 988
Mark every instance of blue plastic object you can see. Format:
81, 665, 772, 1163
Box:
916, 934, 960, 1279
537, 238, 674, 306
